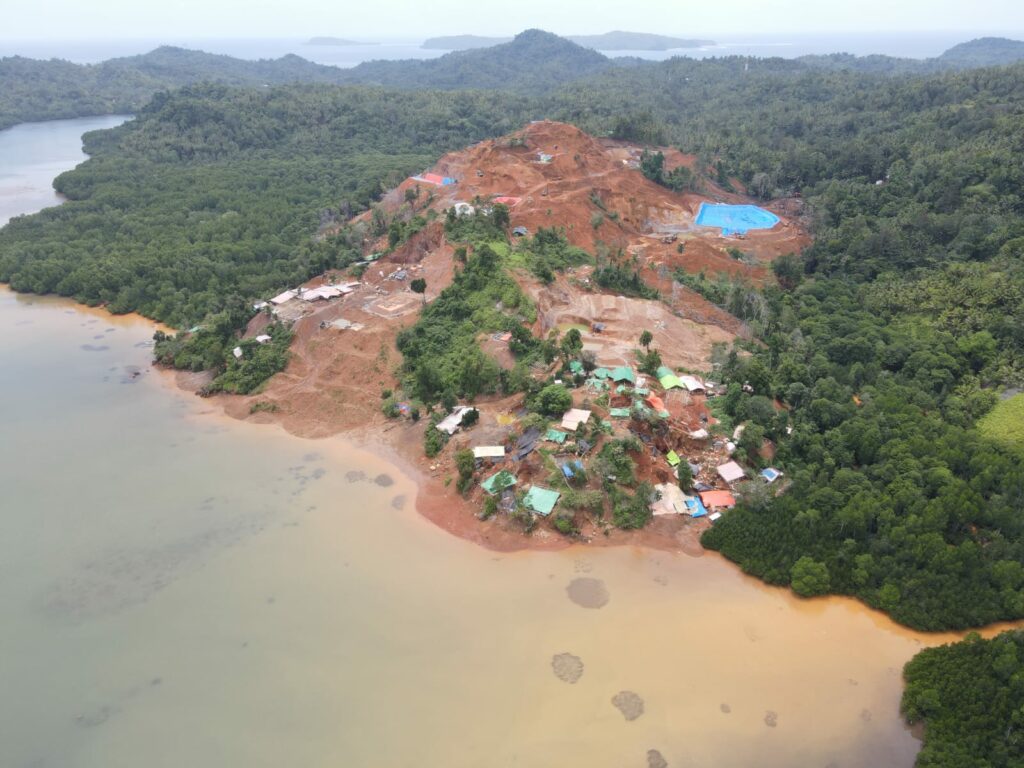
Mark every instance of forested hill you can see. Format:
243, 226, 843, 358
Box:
0, 47, 348, 129
797, 36, 1024, 73
936, 36, 1024, 67
333, 30, 613, 91
4, 33, 1024, 131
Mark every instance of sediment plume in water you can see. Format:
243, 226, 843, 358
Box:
566, 577, 609, 609
551, 653, 584, 684
612, 691, 645, 721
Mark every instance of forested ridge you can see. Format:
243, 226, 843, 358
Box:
3, 31, 1023, 130
0, 84, 529, 327
902, 631, 1024, 767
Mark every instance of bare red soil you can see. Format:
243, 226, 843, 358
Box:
177, 121, 807, 553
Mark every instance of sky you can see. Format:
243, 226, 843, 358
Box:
3, 0, 1024, 40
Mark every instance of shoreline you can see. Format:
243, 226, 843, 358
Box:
8, 281, 1024, 645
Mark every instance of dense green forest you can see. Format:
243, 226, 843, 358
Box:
902, 631, 1024, 767
0, 47, 351, 129
4, 32, 1023, 130
685, 62, 1024, 631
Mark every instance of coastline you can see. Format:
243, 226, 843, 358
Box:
159, 360, 709, 556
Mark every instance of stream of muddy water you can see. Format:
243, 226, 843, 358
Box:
0, 115, 983, 768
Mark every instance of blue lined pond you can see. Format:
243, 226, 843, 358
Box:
695, 203, 780, 235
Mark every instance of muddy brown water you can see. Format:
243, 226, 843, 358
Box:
0, 116, 1009, 768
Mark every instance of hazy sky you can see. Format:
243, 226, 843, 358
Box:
4, 0, 1024, 39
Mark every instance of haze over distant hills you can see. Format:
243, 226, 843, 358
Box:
2, 29, 1024, 130
306, 37, 377, 46
422, 31, 715, 51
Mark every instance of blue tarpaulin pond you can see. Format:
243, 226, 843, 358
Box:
695, 203, 780, 235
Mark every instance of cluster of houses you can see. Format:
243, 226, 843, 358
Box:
433, 361, 783, 525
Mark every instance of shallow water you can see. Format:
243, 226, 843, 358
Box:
0, 116, 966, 768
0, 115, 130, 227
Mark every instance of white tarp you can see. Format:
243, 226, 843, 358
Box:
717, 460, 746, 484
436, 406, 476, 436
473, 446, 505, 459
680, 375, 705, 392
652, 483, 689, 516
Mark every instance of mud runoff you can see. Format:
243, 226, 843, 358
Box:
612, 691, 645, 721
551, 653, 584, 684
566, 577, 609, 608
647, 749, 668, 768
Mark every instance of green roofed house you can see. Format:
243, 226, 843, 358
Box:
656, 366, 674, 379
523, 486, 561, 516
612, 366, 636, 384
609, 408, 631, 419
482, 470, 517, 495
569, 360, 585, 375
593, 367, 612, 380
666, 450, 681, 467
660, 373, 683, 390
545, 428, 568, 444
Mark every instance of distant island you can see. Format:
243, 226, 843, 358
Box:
569, 31, 715, 50
423, 31, 715, 51
306, 37, 377, 46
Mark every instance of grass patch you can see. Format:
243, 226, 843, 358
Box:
977, 393, 1024, 453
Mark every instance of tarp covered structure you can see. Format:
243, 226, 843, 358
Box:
680, 375, 705, 392
436, 406, 476, 436
666, 450, 681, 467
652, 483, 689, 516
611, 367, 636, 384
413, 172, 456, 186
545, 429, 568, 444
700, 490, 737, 509
482, 471, 517, 495
761, 467, 783, 483
609, 408, 631, 419
523, 486, 560, 516
473, 446, 505, 459
717, 460, 746, 484
660, 373, 683, 390
270, 289, 297, 305
561, 408, 592, 432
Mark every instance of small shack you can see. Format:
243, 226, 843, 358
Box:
611, 367, 636, 385
560, 408, 592, 432
545, 429, 568, 445
700, 490, 737, 510
270, 289, 297, 305
523, 486, 560, 516
482, 470, 517, 495
436, 406, 477, 436
717, 461, 746, 484
473, 446, 506, 460
680, 375, 705, 393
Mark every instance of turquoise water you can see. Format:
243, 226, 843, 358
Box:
695, 203, 780, 235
